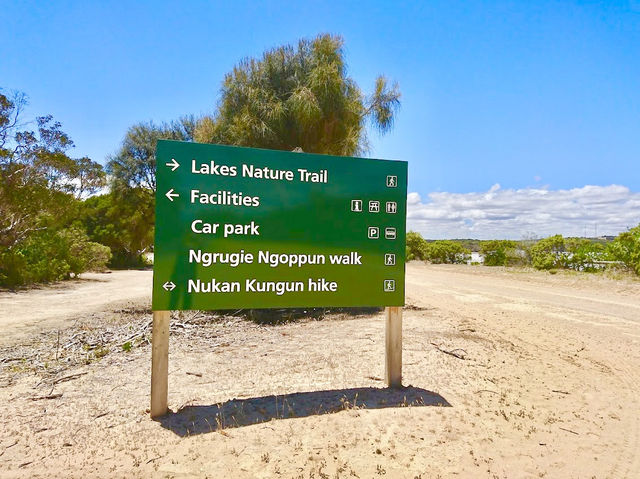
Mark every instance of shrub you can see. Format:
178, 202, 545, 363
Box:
0, 232, 69, 286
425, 240, 470, 264
0, 248, 28, 288
608, 225, 640, 275
58, 228, 112, 277
406, 231, 428, 261
565, 238, 612, 272
0, 227, 111, 288
530, 235, 566, 270
480, 240, 518, 266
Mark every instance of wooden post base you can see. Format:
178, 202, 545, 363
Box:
385, 306, 403, 388
150, 310, 170, 418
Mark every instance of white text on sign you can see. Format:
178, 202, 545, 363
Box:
190, 160, 328, 183
187, 278, 338, 295
188, 249, 363, 268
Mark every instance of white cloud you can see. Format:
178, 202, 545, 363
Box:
407, 184, 640, 239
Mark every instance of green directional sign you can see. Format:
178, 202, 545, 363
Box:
152, 140, 407, 310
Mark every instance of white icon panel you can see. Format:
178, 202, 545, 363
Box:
386, 201, 397, 214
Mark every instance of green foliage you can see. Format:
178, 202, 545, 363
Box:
528, 235, 621, 272
80, 189, 154, 268
0, 227, 110, 287
406, 231, 428, 261
480, 240, 518, 266
102, 117, 196, 268
425, 240, 471, 264
530, 235, 565, 270
107, 117, 196, 192
564, 238, 611, 272
58, 227, 111, 276
608, 225, 640, 275
194, 33, 400, 156
0, 90, 107, 287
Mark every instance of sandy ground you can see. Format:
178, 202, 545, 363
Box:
1, 264, 640, 478
0, 270, 152, 346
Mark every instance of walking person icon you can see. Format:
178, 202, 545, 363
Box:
385, 253, 396, 266
384, 279, 395, 292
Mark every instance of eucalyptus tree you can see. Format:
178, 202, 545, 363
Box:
0, 91, 105, 249
0, 90, 109, 286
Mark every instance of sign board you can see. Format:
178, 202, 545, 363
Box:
152, 140, 407, 310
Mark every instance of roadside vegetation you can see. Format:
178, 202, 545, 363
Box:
406, 228, 640, 276
1, 34, 400, 289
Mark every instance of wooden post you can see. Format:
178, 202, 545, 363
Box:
385, 306, 402, 388
151, 310, 170, 418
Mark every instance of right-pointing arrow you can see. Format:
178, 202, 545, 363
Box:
165, 189, 179, 202
165, 158, 180, 171
163, 281, 176, 291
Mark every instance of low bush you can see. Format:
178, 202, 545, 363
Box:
608, 225, 640, 275
425, 240, 470, 264
0, 227, 111, 288
480, 240, 519, 266
565, 238, 612, 272
530, 235, 565, 270
406, 231, 428, 261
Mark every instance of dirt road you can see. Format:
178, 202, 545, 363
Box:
0, 270, 152, 346
1, 264, 639, 478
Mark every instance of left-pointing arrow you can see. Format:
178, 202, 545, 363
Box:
165, 189, 179, 201
163, 281, 176, 291
165, 158, 180, 171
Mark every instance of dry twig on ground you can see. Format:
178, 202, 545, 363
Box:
430, 342, 468, 360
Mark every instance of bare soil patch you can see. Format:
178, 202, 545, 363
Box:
0, 270, 152, 346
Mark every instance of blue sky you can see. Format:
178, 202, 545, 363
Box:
2, 1, 639, 238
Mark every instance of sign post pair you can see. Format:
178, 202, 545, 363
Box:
151, 141, 407, 417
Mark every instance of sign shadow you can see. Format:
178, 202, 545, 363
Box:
156, 386, 451, 437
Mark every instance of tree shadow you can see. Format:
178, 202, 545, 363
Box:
157, 386, 451, 437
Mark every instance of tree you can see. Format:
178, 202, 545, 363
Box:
80, 189, 155, 267
107, 116, 197, 192
72, 156, 107, 198
0, 91, 105, 248
0, 90, 108, 286
102, 117, 196, 267
194, 33, 400, 155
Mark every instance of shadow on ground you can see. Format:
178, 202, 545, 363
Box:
157, 386, 451, 437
